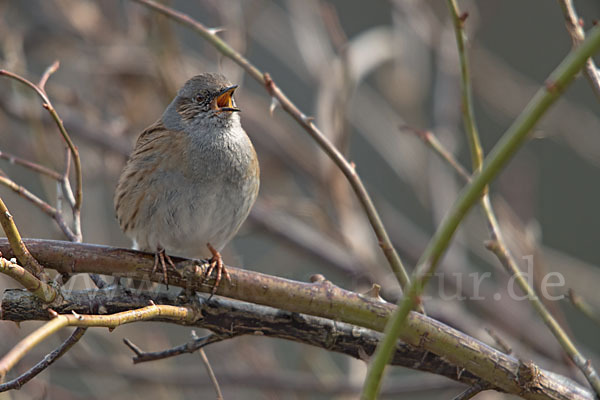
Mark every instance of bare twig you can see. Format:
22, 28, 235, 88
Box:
0, 257, 57, 303
0, 150, 62, 181
0, 197, 45, 278
198, 347, 224, 400
123, 333, 226, 364
404, 127, 471, 182
447, 0, 483, 171
484, 328, 513, 355
0, 328, 86, 392
38, 61, 60, 91
130, 0, 411, 295
55, 144, 104, 287
0, 176, 76, 241
452, 383, 489, 400
558, 0, 600, 101
60, 150, 76, 213
0, 62, 83, 242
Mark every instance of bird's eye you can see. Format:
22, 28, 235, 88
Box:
195, 94, 203, 103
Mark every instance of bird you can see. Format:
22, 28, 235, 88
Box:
114, 73, 260, 291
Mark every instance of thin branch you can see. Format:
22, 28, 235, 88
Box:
484, 328, 513, 355
452, 383, 489, 400
0, 303, 195, 379
0, 176, 57, 215
130, 0, 411, 294
0, 150, 81, 245
38, 60, 60, 91
0, 328, 86, 392
0, 62, 83, 242
52, 149, 104, 287
362, 24, 600, 400
567, 289, 600, 327
60, 150, 76, 213
447, 1, 484, 171
0, 176, 76, 241
558, 0, 600, 101
0, 257, 57, 303
198, 347, 224, 400
0, 197, 45, 277
404, 127, 471, 182
124, 333, 226, 364
0, 150, 62, 181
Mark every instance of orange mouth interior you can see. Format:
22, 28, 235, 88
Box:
216, 90, 234, 108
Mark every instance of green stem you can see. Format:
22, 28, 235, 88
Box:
361, 24, 600, 400
448, 0, 483, 170
425, 3, 600, 394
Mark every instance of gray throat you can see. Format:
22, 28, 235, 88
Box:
189, 118, 252, 184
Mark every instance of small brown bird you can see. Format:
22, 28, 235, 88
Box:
114, 73, 259, 290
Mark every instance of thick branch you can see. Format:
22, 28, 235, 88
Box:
0, 238, 593, 400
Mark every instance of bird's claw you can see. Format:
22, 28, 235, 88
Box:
151, 249, 181, 288
204, 243, 231, 296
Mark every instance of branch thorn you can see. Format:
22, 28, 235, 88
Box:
269, 96, 279, 116
207, 27, 225, 35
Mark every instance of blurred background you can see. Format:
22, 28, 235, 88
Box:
0, 0, 599, 398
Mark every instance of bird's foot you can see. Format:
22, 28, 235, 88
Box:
204, 243, 231, 295
151, 248, 181, 288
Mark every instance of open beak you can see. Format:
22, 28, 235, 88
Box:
213, 85, 240, 112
